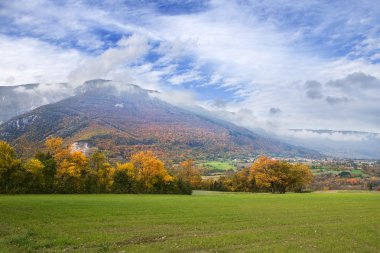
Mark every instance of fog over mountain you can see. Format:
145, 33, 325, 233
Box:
0, 82, 74, 123
282, 129, 380, 159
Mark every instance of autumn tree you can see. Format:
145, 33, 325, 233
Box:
287, 164, 313, 192
226, 168, 255, 192
249, 156, 287, 193
45, 136, 63, 155
177, 159, 202, 189
0, 141, 22, 193
367, 177, 380, 191
1, 139, 195, 194
24, 158, 45, 193
131, 151, 173, 193
88, 151, 113, 192
249, 156, 313, 193
35, 152, 57, 193
45, 136, 70, 164
55, 151, 90, 193
90, 151, 107, 171
113, 162, 136, 193
96, 162, 115, 193
44, 137, 92, 193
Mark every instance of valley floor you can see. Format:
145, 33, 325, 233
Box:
0, 191, 379, 252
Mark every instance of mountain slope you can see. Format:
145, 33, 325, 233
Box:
0, 80, 320, 161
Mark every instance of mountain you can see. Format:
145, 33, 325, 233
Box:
0, 82, 73, 123
0, 79, 320, 161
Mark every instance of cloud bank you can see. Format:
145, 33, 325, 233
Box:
0, 0, 380, 140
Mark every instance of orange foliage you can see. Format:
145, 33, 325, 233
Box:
346, 178, 360, 185
250, 156, 313, 193
178, 159, 202, 188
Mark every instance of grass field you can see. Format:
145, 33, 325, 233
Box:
0, 192, 379, 252
204, 161, 235, 171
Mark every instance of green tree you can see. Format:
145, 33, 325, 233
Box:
35, 152, 57, 193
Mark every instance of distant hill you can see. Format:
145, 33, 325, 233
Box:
0, 79, 320, 161
0, 82, 73, 123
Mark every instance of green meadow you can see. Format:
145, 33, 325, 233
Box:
0, 192, 379, 252
204, 161, 235, 171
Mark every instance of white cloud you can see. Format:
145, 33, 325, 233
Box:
68, 34, 150, 85
108, 63, 175, 91
168, 70, 201, 85
148, 2, 324, 87
0, 35, 82, 85
153, 90, 198, 108
283, 130, 371, 142
1, 0, 380, 139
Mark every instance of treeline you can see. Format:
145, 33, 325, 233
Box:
0, 138, 314, 194
0, 138, 192, 194
200, 156, 313, 193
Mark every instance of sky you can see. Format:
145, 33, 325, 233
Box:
1, 0, 380, 141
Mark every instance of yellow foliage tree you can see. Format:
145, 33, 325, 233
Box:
113, 162, 136, 193
250, 156, 313, 193
24, 158, 45, 192
115, 162, 135, 178
225, 168, 252, 192
131, 151, 173, 192
55, 151, 90, 193
288, 164, 313, 192
24, 158, 44, 174
178, 159, 202, 188
45, 136, 70, 164
90, 151, 107, 171
0, 141, 21, 193
45, 136, 63, 154
96, 162, 115, 193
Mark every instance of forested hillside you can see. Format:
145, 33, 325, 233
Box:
0, 80, 320, 161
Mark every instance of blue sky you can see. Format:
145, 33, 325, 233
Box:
0, 0, 380, 139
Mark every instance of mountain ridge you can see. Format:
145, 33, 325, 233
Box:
0, 80, 320, 161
